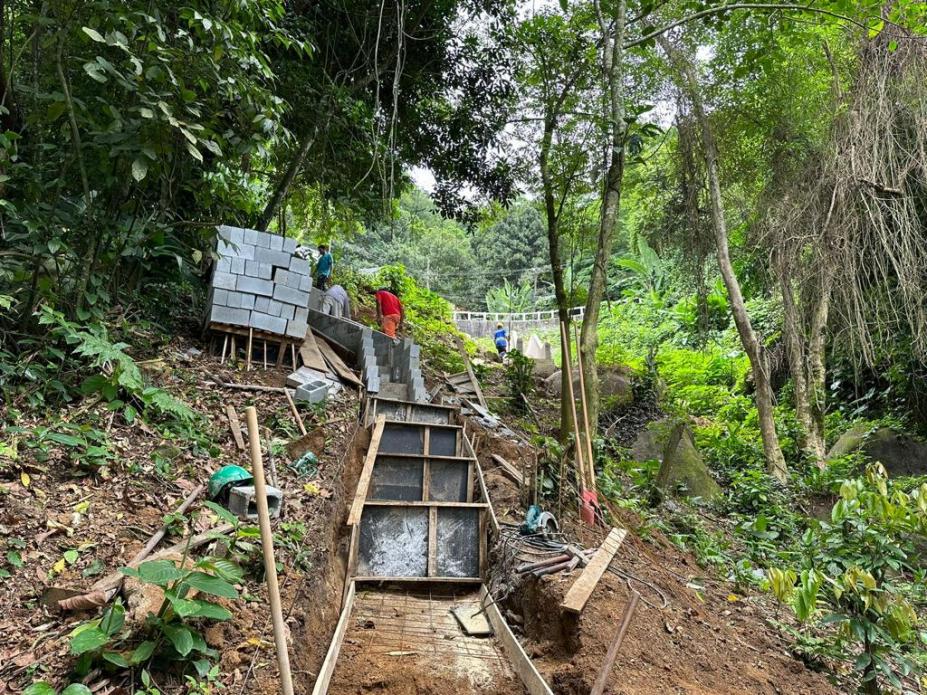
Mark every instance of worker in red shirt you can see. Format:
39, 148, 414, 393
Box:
368, 287, 404, 339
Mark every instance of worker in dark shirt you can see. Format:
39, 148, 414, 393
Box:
314, 244, 333, 290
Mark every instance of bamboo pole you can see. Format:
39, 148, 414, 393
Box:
284, 389, 308, 436
560, 321, 588, 492
246, 327, 253, 371
245, 406, 295, 695
574, 324, 596, 490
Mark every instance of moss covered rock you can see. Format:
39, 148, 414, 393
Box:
655, 423, 721, 502
827, 424, 927, 477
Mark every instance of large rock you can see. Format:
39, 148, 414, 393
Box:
654, 423, 721, 502
828, 425, 927, 477
630, 419, 672, 463
542, 366, 633, 406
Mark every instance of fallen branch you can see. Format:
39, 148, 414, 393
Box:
205, 380, 289, 394
590, 591, 640, 695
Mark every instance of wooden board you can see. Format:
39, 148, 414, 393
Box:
315, 334, 363, 387
464, 434, 499, 535
454, 336, 487, 408
225, 405, 245, 451
561, 527, 627, 614
481, 585, 554, 695
347, 417, 386, 526
299, 330, 329, 373
311, 580, 356, 695
490, 454, 523, 485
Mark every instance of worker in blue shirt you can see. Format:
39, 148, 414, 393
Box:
494, 322, 509, 361
314, 244, 333, 290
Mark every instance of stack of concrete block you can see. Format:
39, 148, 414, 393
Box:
286, 366, 338, 404
206, 225, 312, 339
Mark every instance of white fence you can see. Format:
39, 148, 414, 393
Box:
453, 306, 586, 338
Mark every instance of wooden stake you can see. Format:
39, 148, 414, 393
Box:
220, 335, 228, 364
574, 324, 596, 490
560, 321, 587, 492
290, 342, 297, 369
225, 405, 246, 451
284, 389, 308, 436
246, 327, 253, 371
230, 335, 237, 364
276, 340, 286, 368
244, 406, 295, 695
263, 340, 268, 370
590, 590, 640, 695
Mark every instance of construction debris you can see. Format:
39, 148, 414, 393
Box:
561, 527, 627, 614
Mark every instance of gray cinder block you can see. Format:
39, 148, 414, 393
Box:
286, 271, 303, 289
225, 242, 255, 261
243, 227, 259, 246
245, 260, 272, 279
286, 320, 308, 338
216, 257, 232, 274
228, 485, 282, 520
254, 296, 271, 314
273, 284, 309, 307
217, 225, 243, 245
274, 269, 291, 286
294, 381, 328, 404
236, 276, 274, 296
298, 274, 311, 292
213, 289, 229, 306
210, 305, 250, 327
225, 291, 241, 309
289, 255, 310, 275
255, 247, 291, 268
213, 271, 237, 291
268, 234, 283, 251
240, 293, 255, 311
250, 311, 287, 335
279, 304, 295, 321
231, 257, 246, 275
294, 307, 309, 324
282, 237, 297, 254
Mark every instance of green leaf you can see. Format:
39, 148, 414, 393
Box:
7, 550, 23, 568
868, 18, 884, 38
204, 500, 239, 526
182, 571, 237, 598
48, 431, 84, 446
101, 602, 125, 636
63, 549, 79, 564
185, 141, 203, 162
130, 640, 156, 664
82, 27, 105, 43
136, 559, 184, 586
131, 158, 149, 182
61, 686, 93, 695
170, 597, 232, 620
23, 684, 56, 695
102, 650, 130, 667
163, 623, 194, 656
69, 625, 109, 654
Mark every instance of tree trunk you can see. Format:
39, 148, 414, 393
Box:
581, 0, 628, 440
668, 40, 788, 482
256, 123, 319, 232
540, 116, 574, 441
778, 259, 819, 463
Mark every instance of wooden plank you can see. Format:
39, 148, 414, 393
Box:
362, 500, 489, 509
284, 389, 308, 436
298, 329, 329, 373
464, 434, 499, 535
225, 406, 246, 451
561, 528, 627, 614
590, 591, 641, 695
353, 575, 483, 584
311, 580, 356, 695
372, 452, 475, 463
427, 506, 437, 577
490, 454, 523, 485
455, 336, 487, 409
315, 334, 363, 387
481, 585, 554, 695
347, 417, 386, 526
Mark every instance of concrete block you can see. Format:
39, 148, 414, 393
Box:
226, 242, 255, 261
255, 247, 292, 268
243, 227, 259, 246
266, 300, 282, 317
231, 257, 246, 275
273, 283, 309, 307
298, 274, 311, 292
268, 234, 283, 251
224, 291, 240, 309
294, 307, 309, 324
228, 484, 282, 520
289, 255, 310, 275
216, 257, 232, 274
213, 289, 229, 306
286, 320, 308, 338
274, 269, 291, 286
282, 237, 297, 254
286, 271, 303, 289
249, 311, 287, 335
240, 293, 255, 311
294, 381, 328, 404
216, 240, 233, 257
236, 275, 274, 296
213, 271, 237, 291
308, 286, 323, 310
217, 225, 243, 245
210, 305, 250, 327
279, 304, 295, 321
245, 260, 271, 279
254, 296, 271, 314
286, 366, 331, 388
